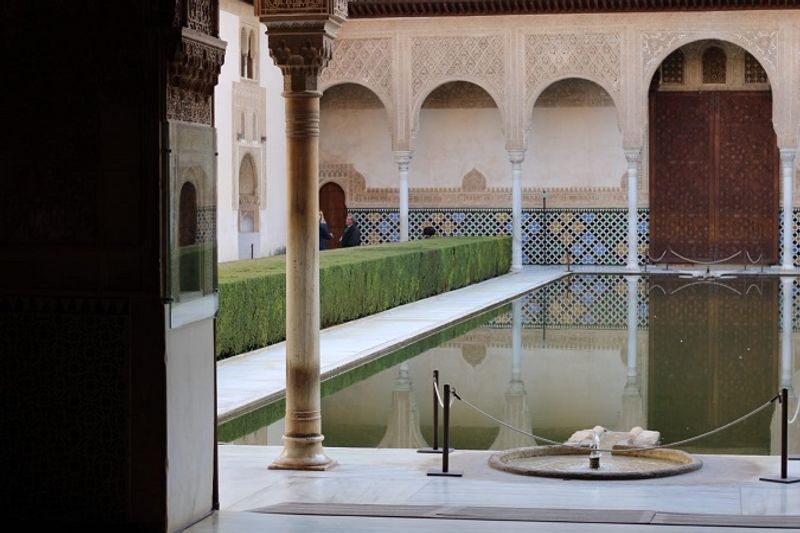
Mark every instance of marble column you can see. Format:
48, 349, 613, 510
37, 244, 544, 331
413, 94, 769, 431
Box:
624, 150, 641, 270
394, 151, 412, 241
781, 149, 796, 270
509, 150, 525, 272
261, 3, 346, 471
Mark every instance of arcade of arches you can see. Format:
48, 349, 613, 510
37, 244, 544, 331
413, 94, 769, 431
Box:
316, 11, 800, 268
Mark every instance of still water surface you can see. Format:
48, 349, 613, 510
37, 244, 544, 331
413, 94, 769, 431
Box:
236, 275, 799, 455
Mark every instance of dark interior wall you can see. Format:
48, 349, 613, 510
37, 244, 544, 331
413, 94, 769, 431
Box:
0, 2, 173, 528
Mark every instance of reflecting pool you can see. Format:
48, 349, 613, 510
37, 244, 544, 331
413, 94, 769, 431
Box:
230, 275, 800, 455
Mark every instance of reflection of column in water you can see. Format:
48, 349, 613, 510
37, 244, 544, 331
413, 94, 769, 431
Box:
491, 299, 534, 450
377, 362, 428, 449
773, 277, 799, 455
621, 275, 643, 432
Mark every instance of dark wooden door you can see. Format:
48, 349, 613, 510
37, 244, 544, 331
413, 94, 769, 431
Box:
650, 91, 778, 263
319, 182, 346, 249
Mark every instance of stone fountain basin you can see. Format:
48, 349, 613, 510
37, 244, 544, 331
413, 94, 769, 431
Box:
489, 445, 702, 480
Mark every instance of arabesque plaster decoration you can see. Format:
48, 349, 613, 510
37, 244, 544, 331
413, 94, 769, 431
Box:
525, 32, 622, 104
321, 38, 393, 108
411, 34, 505, 111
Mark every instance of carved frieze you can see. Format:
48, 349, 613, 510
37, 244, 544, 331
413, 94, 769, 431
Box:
167, 26, 226, 125
411, 35, 505, 105
320, 163, 627, 208
526, 33, 621, 99
643, 30, 776, 78
257, 0, 348, 19
321, 38, 392, 104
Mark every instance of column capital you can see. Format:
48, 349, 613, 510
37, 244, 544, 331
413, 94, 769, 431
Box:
508, 150, 525, 165
780, 148, 796, 164
393, 150, 412, 167
258, 1, 348, 92
624, 149, 642, 165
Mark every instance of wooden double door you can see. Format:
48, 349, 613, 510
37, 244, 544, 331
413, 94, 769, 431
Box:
649, 91, 778, 263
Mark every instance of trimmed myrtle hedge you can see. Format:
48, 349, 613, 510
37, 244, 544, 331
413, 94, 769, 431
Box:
216, 236, 511, 359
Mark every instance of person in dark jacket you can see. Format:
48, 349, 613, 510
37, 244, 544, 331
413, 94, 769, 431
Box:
340, 213, 361, 248
319, 211, 333, 250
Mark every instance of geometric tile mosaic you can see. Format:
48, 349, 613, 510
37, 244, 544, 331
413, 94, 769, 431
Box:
351, 208, 650, 266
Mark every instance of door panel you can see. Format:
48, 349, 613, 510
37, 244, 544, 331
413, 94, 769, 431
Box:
650, 91, 777, 263
319, 182, 346, 249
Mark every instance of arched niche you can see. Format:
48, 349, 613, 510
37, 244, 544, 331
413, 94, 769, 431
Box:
528, 78, 625, 191
414, 81, 505, 194
238, 153, 259, 233
648, 39, 777, 263
320, 83, 394, 189
178, 181, 197, 247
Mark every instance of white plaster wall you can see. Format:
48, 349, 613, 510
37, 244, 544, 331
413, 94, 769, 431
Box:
215, 9, 239, 262
166, 317, 215, 532
526, 106, 627, 189
413, 108, 507, 188
320, 107, 394, 188
216, 0, 288, 261
260, 30, 288, 256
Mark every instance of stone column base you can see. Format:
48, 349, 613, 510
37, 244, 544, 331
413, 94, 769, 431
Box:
269, 435, 336, 471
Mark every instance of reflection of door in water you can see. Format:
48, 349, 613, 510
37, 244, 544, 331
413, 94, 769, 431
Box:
650, 91, 778, 263
319, 182, 346, 249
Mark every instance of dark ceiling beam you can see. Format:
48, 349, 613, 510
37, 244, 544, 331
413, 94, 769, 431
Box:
346, 0, 800, 18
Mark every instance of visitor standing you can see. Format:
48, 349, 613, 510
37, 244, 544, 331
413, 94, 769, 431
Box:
340, 213, 361, 248
319, 211, 333, 250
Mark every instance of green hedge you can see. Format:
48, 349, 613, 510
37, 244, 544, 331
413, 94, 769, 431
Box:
216, 236, 511, 359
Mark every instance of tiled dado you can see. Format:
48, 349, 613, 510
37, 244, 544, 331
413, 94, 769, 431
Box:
351, 208, 650, 266
353, 207, 800, 266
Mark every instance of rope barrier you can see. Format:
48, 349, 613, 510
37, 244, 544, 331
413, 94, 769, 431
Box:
746, 250, 764, 265
789, 396, 800, 425
433, 378, 444, 408
647, 249, 668, 263
668, 247, 742, 265
452, 389, 780, 454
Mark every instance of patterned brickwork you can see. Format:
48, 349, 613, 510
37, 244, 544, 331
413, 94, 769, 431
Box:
351, 208, 650, 266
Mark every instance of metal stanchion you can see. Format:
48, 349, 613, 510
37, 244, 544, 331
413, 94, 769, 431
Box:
418, 370, 451, 454
427, 384, 462, 477
760, 388, 800, 483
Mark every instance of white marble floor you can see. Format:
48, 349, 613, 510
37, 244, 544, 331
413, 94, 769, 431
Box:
187, 445, 800, 532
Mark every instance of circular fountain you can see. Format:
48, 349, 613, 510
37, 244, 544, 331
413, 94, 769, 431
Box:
489, 445, 702, 480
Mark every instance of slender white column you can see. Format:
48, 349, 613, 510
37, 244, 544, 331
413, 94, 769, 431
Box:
394, 151, 412, 241
509, 150, 524, 272
780, 277, 794, 389
625, 150, 642, 270
781, 149, 796, 269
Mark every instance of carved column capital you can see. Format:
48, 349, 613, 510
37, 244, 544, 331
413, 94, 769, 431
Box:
167, 3, 227, 125
393, 150, 412, 169
258, 1, 348, 92
779, 148, 796, 164
624, 149, 642, 166
508, 150, 525, 166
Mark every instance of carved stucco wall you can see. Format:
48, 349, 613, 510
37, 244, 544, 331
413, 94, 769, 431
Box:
320, 12, 799, 207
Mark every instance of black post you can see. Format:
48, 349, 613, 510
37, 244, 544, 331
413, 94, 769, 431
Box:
418, 370, 446, 454
760, 388, 800, 483
250, 243, 254, 259
428, 384, 463, 477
